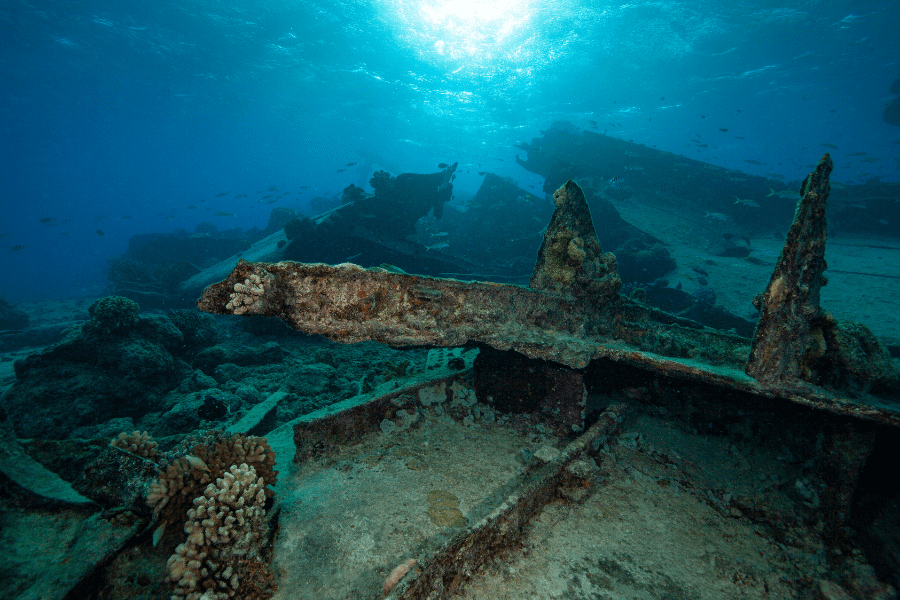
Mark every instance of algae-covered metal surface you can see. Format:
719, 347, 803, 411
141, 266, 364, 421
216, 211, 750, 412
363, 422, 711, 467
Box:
198, 174, 899, 427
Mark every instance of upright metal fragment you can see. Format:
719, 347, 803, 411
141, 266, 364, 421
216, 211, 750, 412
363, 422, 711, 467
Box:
530, 179, 621, 298
746, 154, 833, 384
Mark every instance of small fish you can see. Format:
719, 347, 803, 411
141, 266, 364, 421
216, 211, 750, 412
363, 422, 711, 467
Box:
347, 162, 357, 166
235, 194, 249, 198
478, 171, 486, 176
426, 243, 450, 251
588, 120, 598, 125
734, 197, 760, 207
214, 211, 236, 217
336, 168, 346, 173
300, 185, 310, 189
10, 244, 26, 251
743, 159, 766, 166
438, 163, 449, 168
215, 192, 229, 197
268, 200, 277, 204
847, 152, 867, 156
96, 229, 104, 236
262, 195, 273, 199
705, 211, 729, 221
624, 151, 640, 157
191, 232, 210, 238
820, 143, 838, 149
719, 128, 728, 132
379, 263, 408, 274
431, 232, 449, 237
39, 217, 56, 223
859, 157, 881, 163
878, 219, 889, 225
122, 215, 133, 219
188, 205, 197, 209
692, 267, 709, 276
766, 172, 786, 180
608, 175, 625, 188
767, 187, 797, 199
268, 186, 278, 191
734, 136, 745, 139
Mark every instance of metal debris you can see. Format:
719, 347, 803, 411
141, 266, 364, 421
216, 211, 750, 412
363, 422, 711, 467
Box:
198, 178, 899, 427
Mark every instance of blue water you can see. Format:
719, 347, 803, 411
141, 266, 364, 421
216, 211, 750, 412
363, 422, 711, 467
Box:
2, 0, 899, 302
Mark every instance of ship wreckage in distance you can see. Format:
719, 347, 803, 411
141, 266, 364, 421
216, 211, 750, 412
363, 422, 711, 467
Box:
197, 154, 900, 598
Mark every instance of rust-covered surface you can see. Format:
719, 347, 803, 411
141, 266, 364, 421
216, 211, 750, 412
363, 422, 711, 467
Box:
390, 404, 626, 600
746, 154, 833, 383
529, 178, 620, 298
198, 177, 898, 427
292, 373, 463, 463
197, 258, 899, 426
196, 258, 755, 368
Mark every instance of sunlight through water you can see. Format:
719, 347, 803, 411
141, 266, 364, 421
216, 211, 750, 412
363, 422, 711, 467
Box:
380, 0, 538, 72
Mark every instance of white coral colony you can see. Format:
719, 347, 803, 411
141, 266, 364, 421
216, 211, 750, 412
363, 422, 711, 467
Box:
225, 271, 272, 315
166, 463, 269, 599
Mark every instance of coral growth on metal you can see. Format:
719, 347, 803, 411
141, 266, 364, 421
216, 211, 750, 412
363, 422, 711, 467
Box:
199, 177, 899, 426
747, 154, 833, 384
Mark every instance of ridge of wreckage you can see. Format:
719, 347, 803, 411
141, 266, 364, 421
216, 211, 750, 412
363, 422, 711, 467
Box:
198, 155, 899, 428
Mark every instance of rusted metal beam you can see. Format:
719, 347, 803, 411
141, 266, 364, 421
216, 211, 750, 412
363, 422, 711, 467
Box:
197, 178, 899, 427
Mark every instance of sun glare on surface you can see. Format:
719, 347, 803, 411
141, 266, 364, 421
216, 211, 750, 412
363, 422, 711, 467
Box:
383, 0, 536, 69
420, 0, 519, 24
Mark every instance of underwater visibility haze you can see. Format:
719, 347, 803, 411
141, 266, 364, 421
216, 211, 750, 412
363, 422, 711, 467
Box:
2, 0, 900, 300
3, 2, 900, 600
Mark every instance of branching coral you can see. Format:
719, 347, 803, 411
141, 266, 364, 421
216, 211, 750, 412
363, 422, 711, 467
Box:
225, 271, 274, 316
144, 432, 279, 598
86, 295, 140, 334
166, 463, 274, 600
111, 430, 160, 461
147, 454, 213, 526
146, 433, 278, 544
